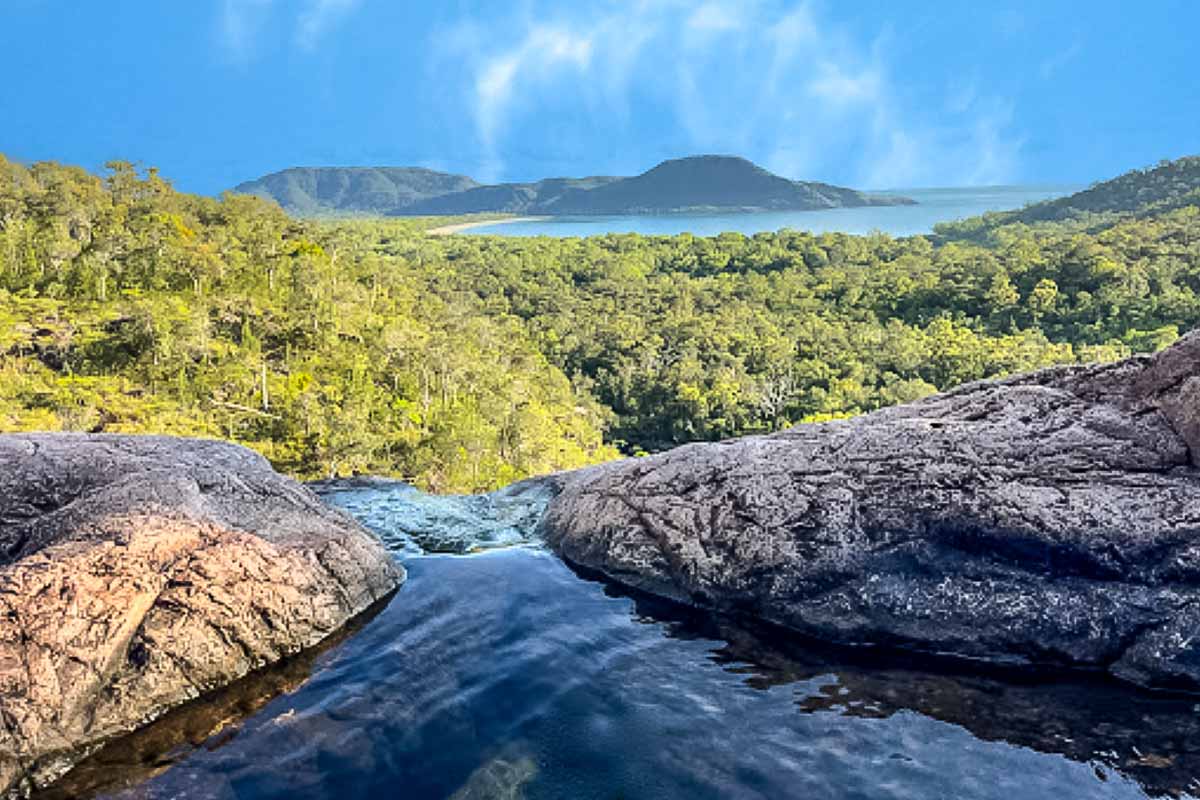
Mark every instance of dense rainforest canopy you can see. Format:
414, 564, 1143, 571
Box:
2, 154, 1198, 491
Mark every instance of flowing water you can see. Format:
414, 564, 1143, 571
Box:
49, 480, 1200, 800
464, 186, 1078, 238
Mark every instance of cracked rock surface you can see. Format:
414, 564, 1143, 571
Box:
0, 434, 403, 798
541, 331, 1200, 692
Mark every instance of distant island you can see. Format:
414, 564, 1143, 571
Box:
233, 155, 916, 217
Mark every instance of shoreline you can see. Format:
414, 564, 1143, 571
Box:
426, 216, 548, 235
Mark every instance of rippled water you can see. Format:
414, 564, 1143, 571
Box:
465, 186, 1078, 238
51, 481, 1200, 800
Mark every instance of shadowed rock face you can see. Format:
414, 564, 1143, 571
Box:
541, 331, 1200, 691
0, 434, 403, 799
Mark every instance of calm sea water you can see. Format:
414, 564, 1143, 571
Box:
466, 186, 1078, 238
54, 479, 1200, 800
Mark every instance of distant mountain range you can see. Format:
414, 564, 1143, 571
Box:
233, 156, 915, 217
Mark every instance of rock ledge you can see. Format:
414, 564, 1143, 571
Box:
0, 434, 402, 798
542, 331, 1200, 691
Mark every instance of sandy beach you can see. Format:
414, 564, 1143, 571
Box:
426, 216, 548, 235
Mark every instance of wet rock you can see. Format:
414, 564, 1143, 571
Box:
33, 590, 395, 800
541, 331, 1200, 691
0, 434, 403, 798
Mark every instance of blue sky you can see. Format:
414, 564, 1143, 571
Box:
2, 0, 1197, 193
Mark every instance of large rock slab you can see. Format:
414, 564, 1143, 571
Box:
542, 331, 1200, 691
0, 434, 403, 798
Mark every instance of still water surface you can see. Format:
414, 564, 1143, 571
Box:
466, 186, 1078, 238
55, 480, 1200, 800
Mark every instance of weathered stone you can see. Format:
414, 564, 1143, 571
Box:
0, 434, 403, 798
541, 331, 1200, 691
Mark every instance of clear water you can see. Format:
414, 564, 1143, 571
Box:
465, 186, 1078, 238
54, 481, 1200, 800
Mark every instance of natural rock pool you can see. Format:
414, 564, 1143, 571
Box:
45, 480, 1200, 799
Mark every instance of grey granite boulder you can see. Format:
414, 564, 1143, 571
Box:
541, 331, 1200, 691
0, 434, 403, 798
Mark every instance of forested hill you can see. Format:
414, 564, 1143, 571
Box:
3, 153, 1198, 491
511, 156, 913, 215
401, 175, 622, 216
939, 155, 1200, 238
235, 156, 913, 217
233, 167, 479, 216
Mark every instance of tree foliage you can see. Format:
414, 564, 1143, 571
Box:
936, 156, 1200, 239
2, 154, 1197, 489
0, 156, 614, 490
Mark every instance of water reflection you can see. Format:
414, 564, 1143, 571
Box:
42, 546, 1200, 800
604, 577, 1200, 798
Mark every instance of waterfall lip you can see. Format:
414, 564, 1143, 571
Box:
313, 476, 559, 557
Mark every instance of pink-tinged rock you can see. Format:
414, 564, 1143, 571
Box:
0, 435, 402, 798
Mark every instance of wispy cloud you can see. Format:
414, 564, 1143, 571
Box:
218, 0, 274, 61
686, 2, 744, 34
807, 61, 883, 108
434, 0, 1024, 187
296, 0, 360, 50
474, 26, 593, 177
217, 0, 359, 59
1040, 42, 1082, 80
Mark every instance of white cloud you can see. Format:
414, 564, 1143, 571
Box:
219, 0, 274, 61
296, 0, 360, 50
216, 0, 359, 58
687, 2, 744, 34
435, 1, 1025, 187
769, 5, 819, 49
807, 62, 882, 108
465, 26, 594, 180
859, 98, 1023, 189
